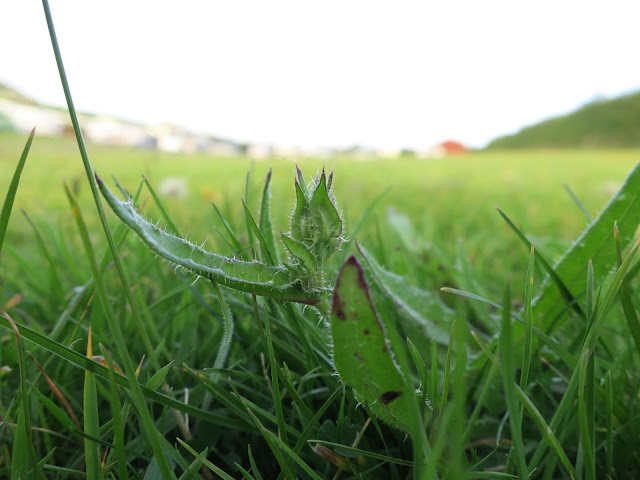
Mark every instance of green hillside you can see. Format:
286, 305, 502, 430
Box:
487, 90, 640, 149
0, 82, 39, 105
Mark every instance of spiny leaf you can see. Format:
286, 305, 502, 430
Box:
291, 177, 311, 241
97, 175, 320, 304
281, 233, 318, 275
295, 164, 309, 196
357, 241, 454, 348
310, 170, 343, 244
331, 256, 412, 434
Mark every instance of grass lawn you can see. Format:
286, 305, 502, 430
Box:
2, 131, 638, 286
1, 130, 640, 478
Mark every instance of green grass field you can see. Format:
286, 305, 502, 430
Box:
2, 129, 640, 479
2, 131, 638, 288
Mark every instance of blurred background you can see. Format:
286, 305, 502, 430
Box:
1, 0, 640, 287
2, 0, 640, 154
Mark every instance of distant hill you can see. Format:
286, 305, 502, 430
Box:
487, 91, 640, 149
0, 83, 41, 105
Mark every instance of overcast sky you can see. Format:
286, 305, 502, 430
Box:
2, 1, 639, 150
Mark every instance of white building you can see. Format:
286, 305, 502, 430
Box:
0, 98, 67, 135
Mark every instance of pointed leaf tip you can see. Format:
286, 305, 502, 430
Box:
94, 172, 103, 186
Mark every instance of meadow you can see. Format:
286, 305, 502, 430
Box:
2, 131, 638, 291
2, 123, 640, 479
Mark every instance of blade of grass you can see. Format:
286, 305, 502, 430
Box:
423, 406, 453, 479
98, 344, 129, 480
309, 440, 414, 467
11, 406, 29, 480
336, 186, 391, 263
235, 462, 258, 480
228, 378, 297, 479
520, 246, 535, 391
176, 447, 206, 480
585, 260, 595, 333
247, 444, 265, 480
61, 181, 174, 477
563, 183, 592, 223
4, 312, 42, 479
275, 363, 314, 423
499, 284, 527, 479
210, 280, 235, 372
244, 168, 255, 249
578, 350, 595, 480
463, 332, 500, 442
532, 163, 640, 330
614, 222, 640, 356
605, 371, 613, 477
142, 174, 181, 236
583, 239, 639, 352
28, 383, 83, 442
291, 386, 342, 456
471, 330, 577, 478
0, 315, 247, 429
83, 327, 101, 480
431, 338, 440, 410
529, 238, 639, 469
407, 338, 431, 421
42, 2, 174, 476
441, 287, 576, 368
182, 364, 253, 427
259, 168, 279, 264
0, 128, 34, 255
449, 306, 469, 477
261, 303, 288, 446
441, 321, 455, 409
261, 428, 324, 480
176, 439, 234, 480
211, 202, 245, 256
242, 198, 275, 265
496, 208, 585, 321
21, 209, 64, 303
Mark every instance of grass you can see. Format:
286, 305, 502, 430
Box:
0, 4, 639, 477
1, 130, 638, 291
2, 126, 640, 478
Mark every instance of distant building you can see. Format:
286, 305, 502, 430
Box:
202, 139, 240, 157
376, 148, 401, 159
84, 115, 155, 148
153, 123, 192, 153
439, 140, 467, 154
416, 140, 468, 159
248, 143, 274, 160
0, 98, 67, 135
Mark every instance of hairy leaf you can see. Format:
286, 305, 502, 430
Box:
331, 256, 412, 433
97, 175, 321, 304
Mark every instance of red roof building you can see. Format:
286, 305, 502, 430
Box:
439, 140, 467, 154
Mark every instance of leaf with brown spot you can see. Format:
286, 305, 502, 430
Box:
331, 255, 412, 433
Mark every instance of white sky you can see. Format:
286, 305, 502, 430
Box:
1, 1, 640, 150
